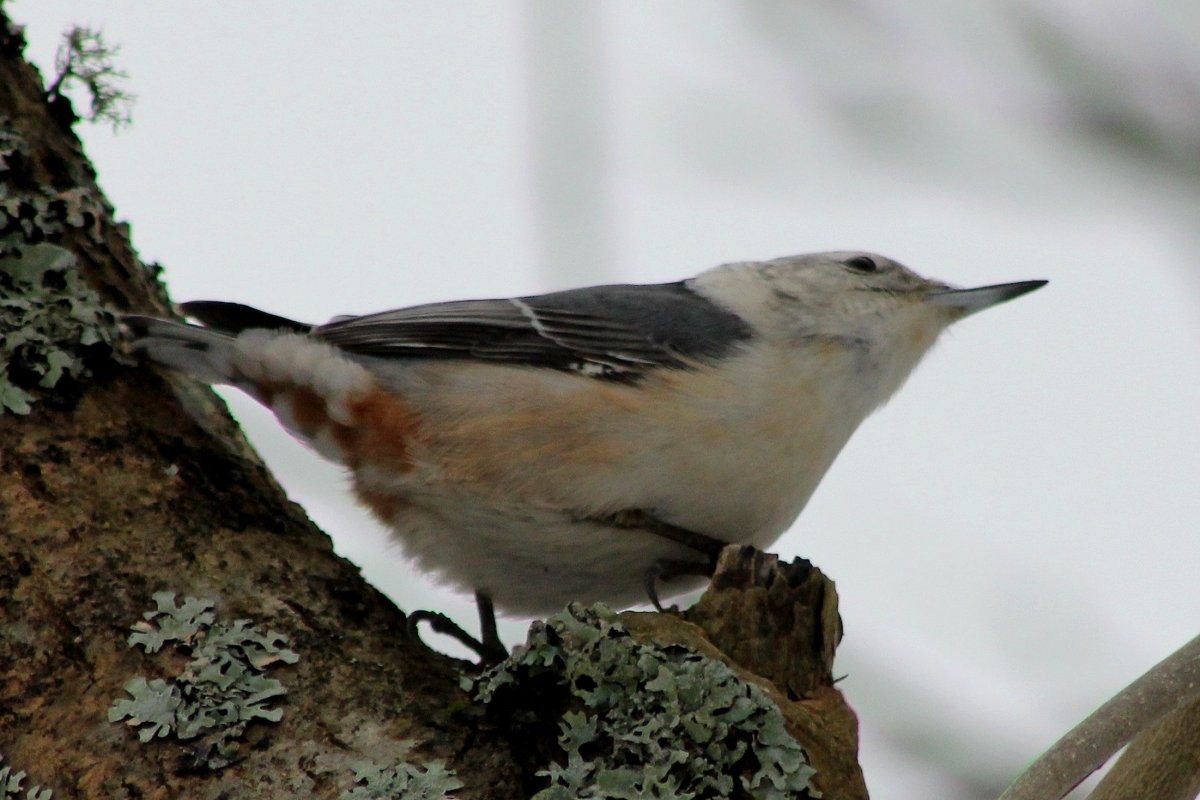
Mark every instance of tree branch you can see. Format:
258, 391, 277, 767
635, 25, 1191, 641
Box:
1087, 691, 1200, 800
0, 11, 867, 798
997, 634, 1200, 800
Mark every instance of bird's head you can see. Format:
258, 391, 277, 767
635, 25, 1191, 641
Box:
691, 250, 1046, 403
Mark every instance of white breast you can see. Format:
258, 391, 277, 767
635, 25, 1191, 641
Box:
374, 340, 880, 542
348, 342, 886, 613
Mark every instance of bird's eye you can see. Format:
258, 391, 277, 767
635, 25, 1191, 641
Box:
844, 255, 878, 273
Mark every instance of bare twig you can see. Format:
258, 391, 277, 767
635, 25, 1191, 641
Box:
1087, 692, 1200, 800
997, 634, 1200, 800
46, 25, 134, 129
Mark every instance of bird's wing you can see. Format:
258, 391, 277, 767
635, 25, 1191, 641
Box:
179, 301, 312, 334
313, 281, 754, 381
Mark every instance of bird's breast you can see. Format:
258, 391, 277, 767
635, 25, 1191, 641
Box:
373, 342, 878, 548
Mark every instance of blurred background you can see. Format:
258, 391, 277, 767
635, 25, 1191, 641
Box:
11, 2, 1199, 797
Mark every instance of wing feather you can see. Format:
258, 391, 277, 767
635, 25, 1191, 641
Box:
311, 282, 754, 381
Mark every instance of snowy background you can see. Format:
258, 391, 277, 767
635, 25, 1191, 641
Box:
11, 3, 1200, 797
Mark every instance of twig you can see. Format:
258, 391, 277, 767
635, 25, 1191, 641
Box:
997, 634, 1200, 800
1086, 691, 1200, 800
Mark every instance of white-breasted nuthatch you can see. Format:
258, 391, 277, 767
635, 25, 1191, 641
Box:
127, 251, 1045, 659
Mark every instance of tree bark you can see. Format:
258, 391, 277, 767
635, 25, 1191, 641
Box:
0, 14, 866, 799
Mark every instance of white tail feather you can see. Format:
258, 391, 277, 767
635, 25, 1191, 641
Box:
128, 318, 237, 385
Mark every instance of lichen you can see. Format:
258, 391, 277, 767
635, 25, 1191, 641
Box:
0, 752, 52, 800
0, 127, 29, 176
0, 240, 120, 414
339, 749, 464, 800
0, 119, 143, 414
0, 116, 123, 416
108, 592, 299, 769
0, 121, 109, 243
466, 603, 820, 800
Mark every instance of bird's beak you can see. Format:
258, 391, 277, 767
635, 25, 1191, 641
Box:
927, 280, 1047, 318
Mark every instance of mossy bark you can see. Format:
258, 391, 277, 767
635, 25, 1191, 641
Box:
0, 13, 866, 799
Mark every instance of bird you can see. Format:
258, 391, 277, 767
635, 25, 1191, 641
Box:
126, 251, 1045, 660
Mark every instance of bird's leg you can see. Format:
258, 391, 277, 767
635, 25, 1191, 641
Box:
599, 509, 727, 612
603, 509, 727, 561
473, 590, 507, 662
407, 590, 507, 664
643, 558, 718, 612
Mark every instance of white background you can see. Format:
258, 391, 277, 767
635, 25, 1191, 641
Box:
11, 3, 1200, 797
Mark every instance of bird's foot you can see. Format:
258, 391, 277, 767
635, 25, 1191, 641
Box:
643, 557, 719, 612
407, 590, 507, 665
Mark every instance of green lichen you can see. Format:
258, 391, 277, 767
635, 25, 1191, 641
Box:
0, 121, 109, 243
126, 593, 217, 652
0, 127, 29, 176
0, 118, 128, 413
108, 592, 299, 769
339, 749, 464, 800
0, 752, 52, 800
0, 239, 119, 414
467, 604, 820, 800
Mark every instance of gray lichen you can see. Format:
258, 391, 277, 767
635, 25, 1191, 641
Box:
0, 121, 109, 243
339, 750, 464, 800
0, 127, 29, 177
467, 603, 820, 800
0, 752, 52, 800
0, 241, 119, 414
108, 592, 299, 769
0, 119, 123, 414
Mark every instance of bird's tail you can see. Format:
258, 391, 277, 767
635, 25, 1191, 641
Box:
125, 305, 390, 468
124, 302, 311, 385
124, 316, 242, 385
